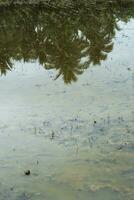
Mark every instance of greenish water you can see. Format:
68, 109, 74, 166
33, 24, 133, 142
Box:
0, 1, 134, 200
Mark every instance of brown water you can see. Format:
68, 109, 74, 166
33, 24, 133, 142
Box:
0, 1, 134, 200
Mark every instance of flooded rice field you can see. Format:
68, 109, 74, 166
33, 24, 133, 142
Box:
0, 1, 134, 200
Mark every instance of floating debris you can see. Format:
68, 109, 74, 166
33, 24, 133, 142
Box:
24, 170, 31, 176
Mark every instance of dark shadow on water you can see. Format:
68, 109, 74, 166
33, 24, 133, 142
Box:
0, 0, 134, 83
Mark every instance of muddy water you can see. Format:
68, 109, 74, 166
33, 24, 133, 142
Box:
0, 2, 134, 200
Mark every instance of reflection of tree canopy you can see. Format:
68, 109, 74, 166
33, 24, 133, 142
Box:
0, 0, 134, 83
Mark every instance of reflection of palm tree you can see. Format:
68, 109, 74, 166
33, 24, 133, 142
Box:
85, 35, 113, 65
43, 26, 88, 83
0, 49, 13, 75
79, 4, 116, 66
0, 1, 134, 82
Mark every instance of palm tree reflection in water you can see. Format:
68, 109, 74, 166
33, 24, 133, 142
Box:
0, 1, 134, 83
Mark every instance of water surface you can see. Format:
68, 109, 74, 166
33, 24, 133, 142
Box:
0, 1, 134, 200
